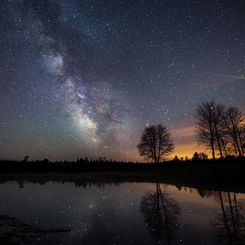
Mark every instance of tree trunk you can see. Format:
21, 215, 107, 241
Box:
233, 129, 242, 156
215, 126, 223, 158
238, 131, 244, 156
211, 137, 216, 159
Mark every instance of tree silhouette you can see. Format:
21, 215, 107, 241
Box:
192, 152, 199, 161
140, 183, 180, 243
192, 152, 208, 161
223, 107, 244, 157
196, 101, 225, 159
23, 156, 29, 162
196, 101, 245, 158
196, 101, 217, 159
137, 124, 174, 163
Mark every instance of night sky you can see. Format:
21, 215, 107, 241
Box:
0, 0, 245, 161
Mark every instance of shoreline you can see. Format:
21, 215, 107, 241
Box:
0, 161, 245, 193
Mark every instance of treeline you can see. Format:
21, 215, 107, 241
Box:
196, 101, 244, 159
0, 159, 145, 173
0, 157, 244, 174
22, 156, 136, 165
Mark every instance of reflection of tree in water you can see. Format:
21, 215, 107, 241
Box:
140, 183, 180, 244
211, 191, 245, 245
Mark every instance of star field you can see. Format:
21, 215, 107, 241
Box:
0, 0, 245, 161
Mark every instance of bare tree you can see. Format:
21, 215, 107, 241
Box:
196, 101, 226, 159
196, 101, 217, 159
196, 102, 245, 158
138, 124, 174, 163
223, 107, 244, 156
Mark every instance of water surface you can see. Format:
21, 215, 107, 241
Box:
0, 178, 244, 244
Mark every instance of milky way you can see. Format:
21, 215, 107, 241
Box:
0, 1, 244, 161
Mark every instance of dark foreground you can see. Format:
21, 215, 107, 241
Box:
0, 158, 245, 244
0, 158, 244, 193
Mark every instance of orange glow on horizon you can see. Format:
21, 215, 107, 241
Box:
170, 125, 209, 159
128, 124, 210, 162
169, 142, 207, 159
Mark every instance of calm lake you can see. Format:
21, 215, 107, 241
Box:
0, 177, 244, 245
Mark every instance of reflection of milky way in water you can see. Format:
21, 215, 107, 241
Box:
0, 180, 244, 244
